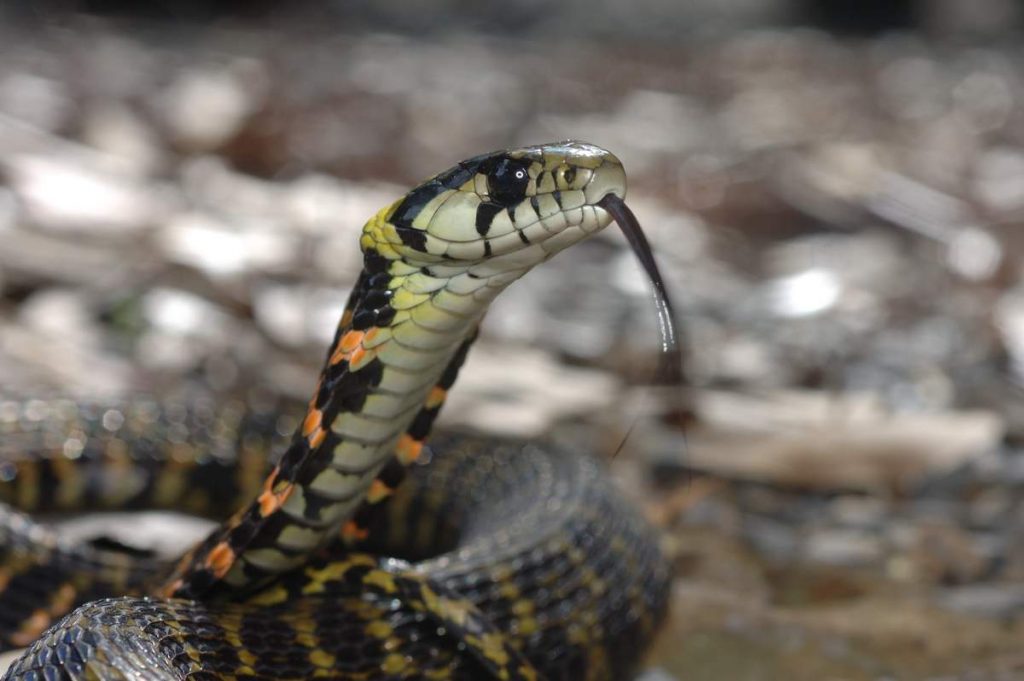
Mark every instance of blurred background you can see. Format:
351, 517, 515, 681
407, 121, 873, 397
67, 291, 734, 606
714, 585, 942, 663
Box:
1, 1, 1024, 679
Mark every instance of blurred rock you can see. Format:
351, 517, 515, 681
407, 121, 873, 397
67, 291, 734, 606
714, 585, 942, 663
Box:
634, 668, 679, 681
945, 226, 1002, 282
439, 344, 618, 438
994, 285, 1024, 385
685, 390, 1003, 491
0, 73, 71, 131
777, 143, 885, 223
829, 496, 886, 530
80, 102, 163, 175
765, 268, 841, 318
804, 529, 883, 567
974, 147, 1024, 215
18, 288, 100, 349
5, 153, 168, 234
56, 511, 214, 559
0, 187, 16, 233
158, 62, 266, 151
0, 230, 134, 286
937, 584, 1024, 618
741, 515, 800, 562
906, 520, 989, 585
253, 283, 349, 348
141, 287, 235, 340
159, 212, 297, 277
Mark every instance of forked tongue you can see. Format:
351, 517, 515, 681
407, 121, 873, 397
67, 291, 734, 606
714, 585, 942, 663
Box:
598, 194, 683, 386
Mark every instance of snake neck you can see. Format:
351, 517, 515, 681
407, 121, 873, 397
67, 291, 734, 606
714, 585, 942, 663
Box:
159, 242, 527, 600
156, 141, 628, 600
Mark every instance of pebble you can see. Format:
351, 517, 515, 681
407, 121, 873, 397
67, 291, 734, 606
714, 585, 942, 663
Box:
829, 496, 887, 530
0, 72, 71, 131
159, 212, 297, 277
741, 515, 801, 563
80, 101, 163, 175
937, 584, 1024, 618
803, 529, 883, 568
253, 283, 349, 348
158, 64, 262, 150
5, 153, 166, 234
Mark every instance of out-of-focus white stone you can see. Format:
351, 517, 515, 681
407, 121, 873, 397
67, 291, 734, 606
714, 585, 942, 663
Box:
57, 511, 216, 558
0, 188, 16, 233
5, 154, 166, 233
973, 147, 1024, 214
159, 62, 264, 150
767, 268, 842, 318
994, 285, 1024, 383
18, 288, 101, 348
686, 389, 1003, 491
253, 284, 349, 348
0, 73, 71, 131
946, 226, 1001, 281
142, 288, 232, 337
439, 344, 618, 438
80, 102, 163, 175
159, 212, 297, 277
805, 529, 884, 567
180, 156, 286, 217
286, 174, 401, 237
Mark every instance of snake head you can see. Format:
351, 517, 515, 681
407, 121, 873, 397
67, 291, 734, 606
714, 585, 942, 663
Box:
360, 141, 626, 271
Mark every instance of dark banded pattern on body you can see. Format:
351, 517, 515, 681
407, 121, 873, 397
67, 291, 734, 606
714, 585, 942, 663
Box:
3, 432, 669, 680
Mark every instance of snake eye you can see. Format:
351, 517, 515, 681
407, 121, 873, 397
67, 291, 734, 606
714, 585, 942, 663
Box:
486, 158, 531, 206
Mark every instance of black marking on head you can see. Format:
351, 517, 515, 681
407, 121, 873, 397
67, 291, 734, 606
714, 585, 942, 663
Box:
506, 205, 516, 224
394, 226, 428, 252
529, 195, 541, 216
442, 159, 485, 189
518, 229, 530, 245
475, 202, 504, 237
552, 190, 563, 209
390, 183, 439, 231
483, 240, 492, 257
364, 249, 388, 273
389, 157, 487, 235
484, 156, 531, 206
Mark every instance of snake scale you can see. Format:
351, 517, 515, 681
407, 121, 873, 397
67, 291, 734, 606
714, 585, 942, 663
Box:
0, 142, 675, 680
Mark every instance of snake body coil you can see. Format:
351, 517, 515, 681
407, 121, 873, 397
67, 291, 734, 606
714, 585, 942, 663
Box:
0, 142, 671, 680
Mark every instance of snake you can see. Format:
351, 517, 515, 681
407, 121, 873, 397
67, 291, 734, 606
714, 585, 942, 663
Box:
0, 141, 676, 680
